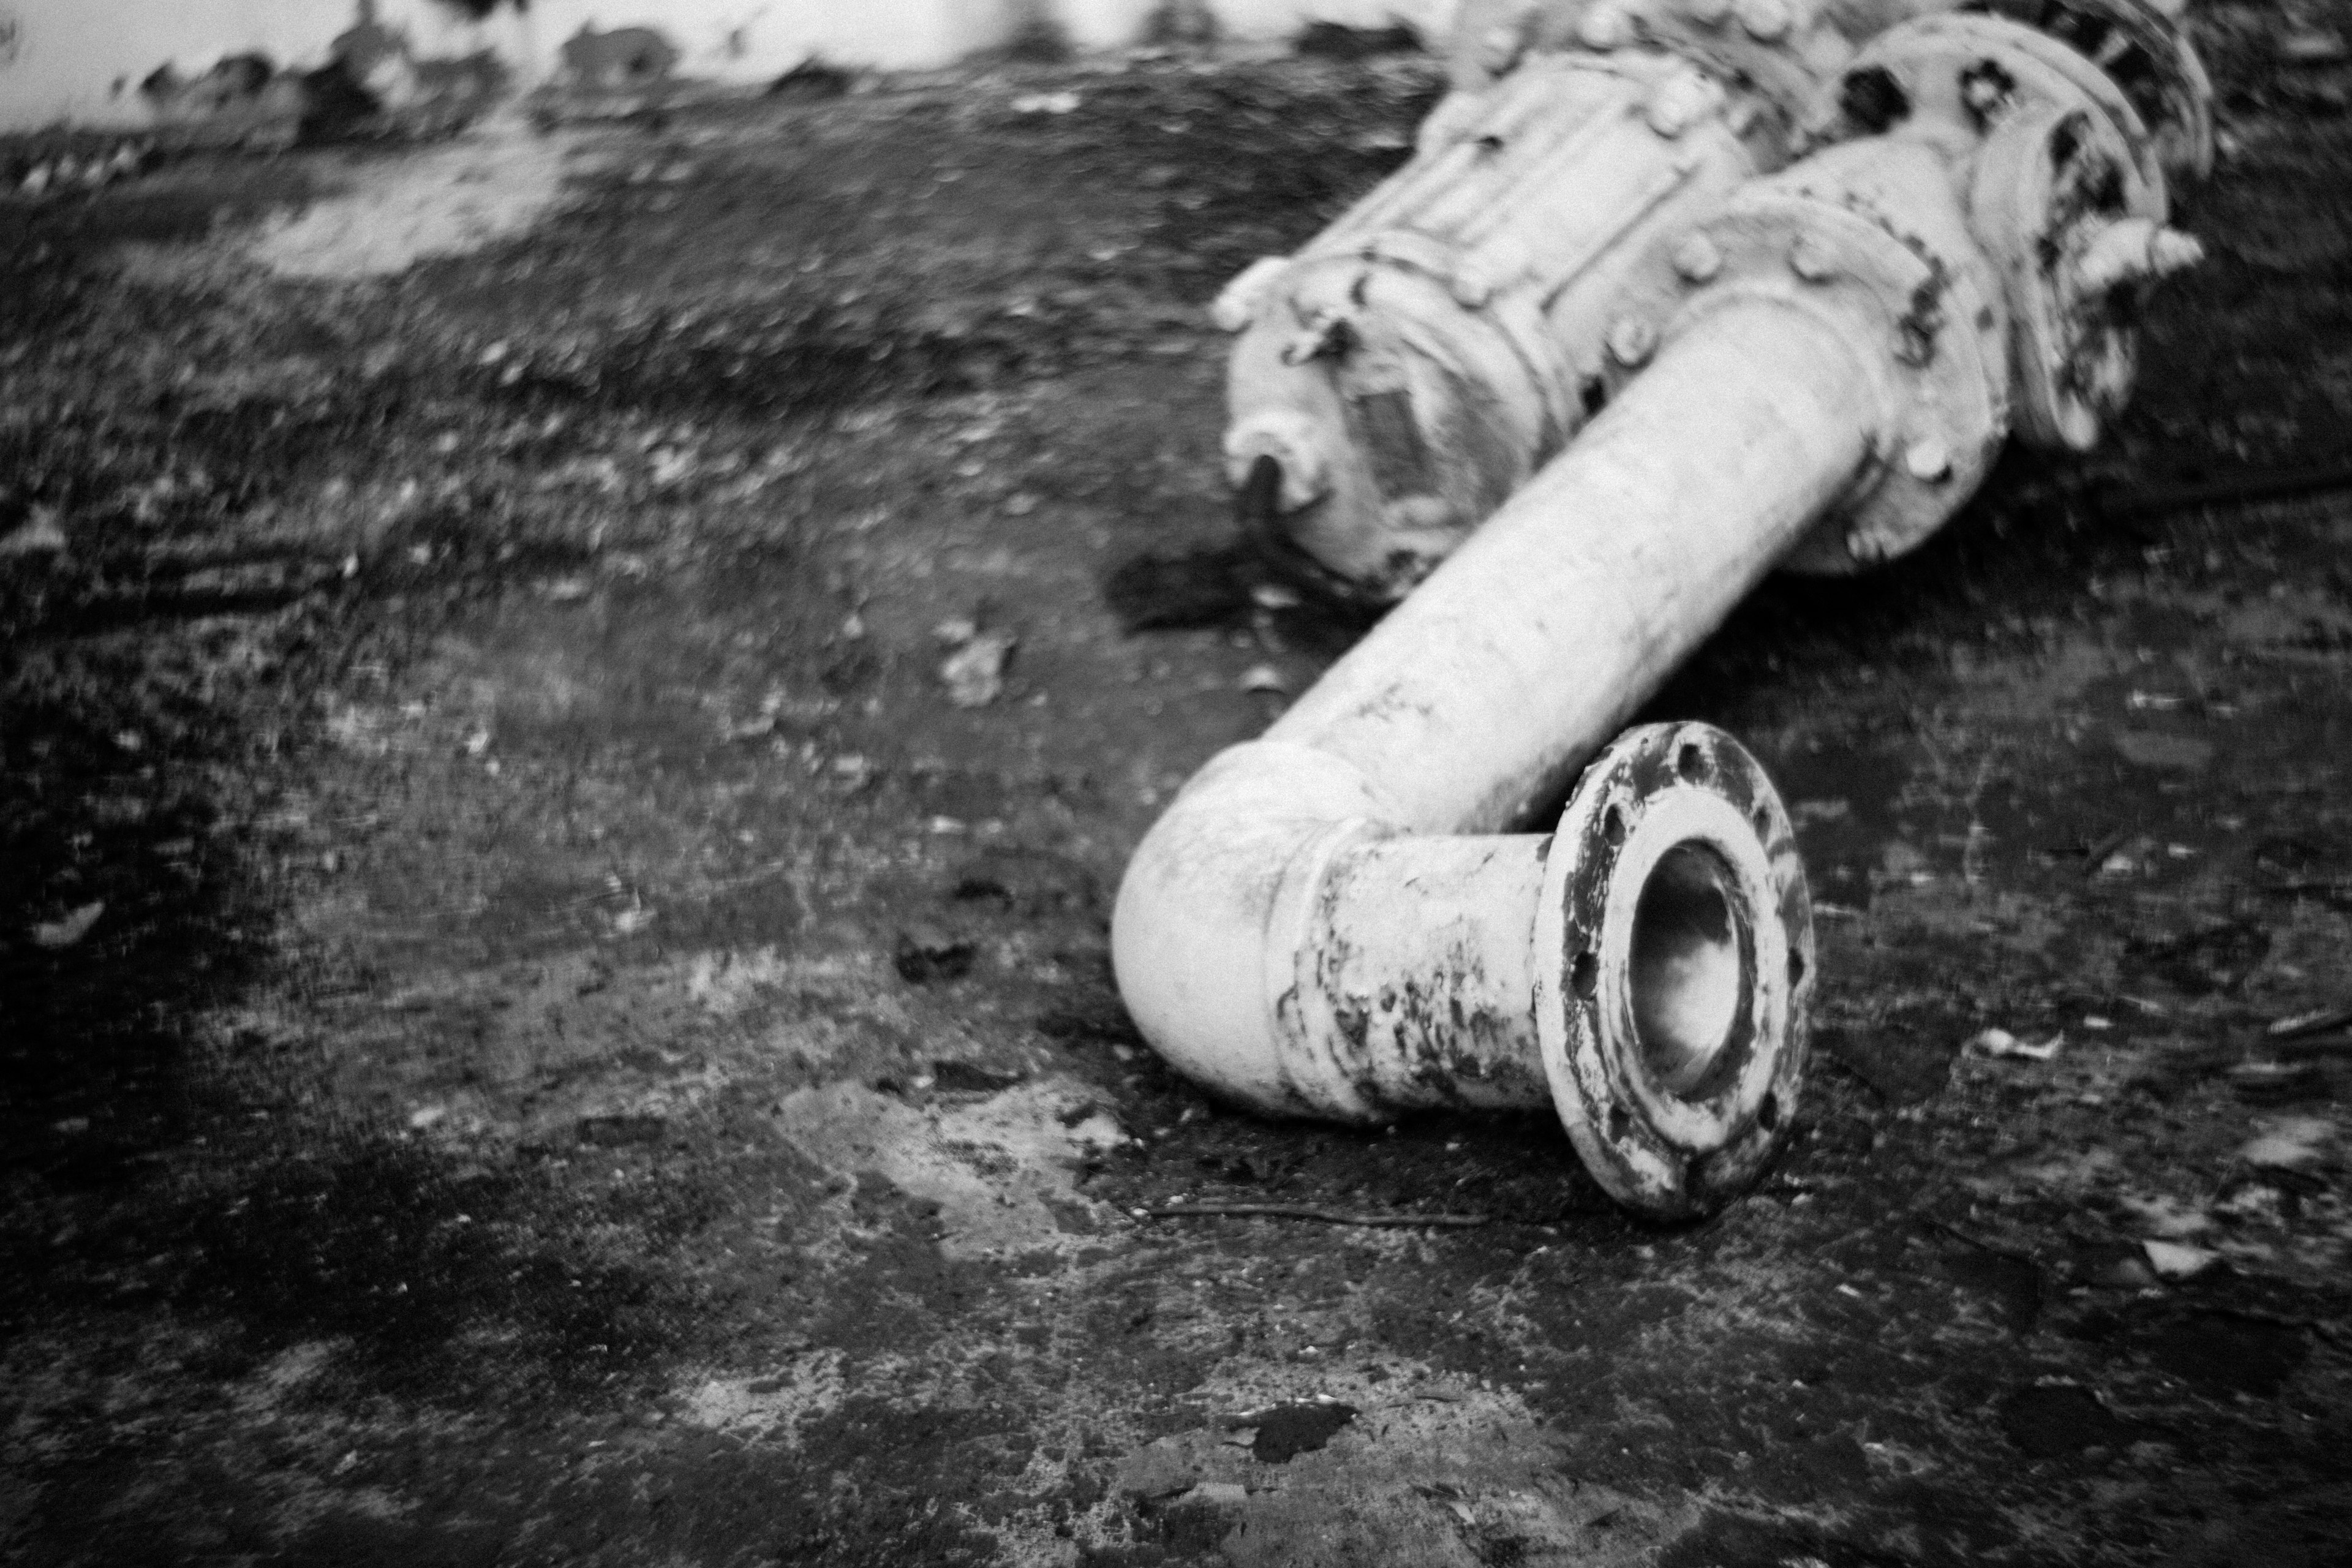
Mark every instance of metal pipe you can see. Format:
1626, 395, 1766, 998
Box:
1114, 9, 2210, 1216
1116, 255, 1896, 1214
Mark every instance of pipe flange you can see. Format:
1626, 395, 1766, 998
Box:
1611, 159, 2009, 571
1970, 0, 2214, 183
1803, 13, 2169, 214
1533, 722, 1813, 1218
1970, 100, 2193, 451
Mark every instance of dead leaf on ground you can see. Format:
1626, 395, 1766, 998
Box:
31, 902, 105, 950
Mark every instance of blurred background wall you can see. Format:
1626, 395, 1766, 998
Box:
0, 0, 1460, 132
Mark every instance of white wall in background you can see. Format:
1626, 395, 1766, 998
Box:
0, 0, 1460, 132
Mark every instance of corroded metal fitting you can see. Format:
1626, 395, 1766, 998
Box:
1592, 134, 2013, 571
1800, 10, 2209, 453
1535, 723, 1812, 1216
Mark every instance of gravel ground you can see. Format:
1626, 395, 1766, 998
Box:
4, 17, 2351, 1567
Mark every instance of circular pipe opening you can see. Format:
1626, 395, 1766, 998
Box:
1628, 843, 1754, 1100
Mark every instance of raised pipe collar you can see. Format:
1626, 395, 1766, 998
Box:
1599, 132, 2013, 571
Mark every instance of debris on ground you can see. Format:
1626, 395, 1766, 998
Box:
938, 624, 1017, 708
1967, 1027, 2064, 1061
894, 925, 977, 982
2239, 1117, 2335, 1171
0, 508, 69, 557
2142, 1239, 2223, 1280
2278, 28, 2350, 65
1245, 1401, 1359, 1463
29, 902, 105, 951
2269, 1003, 2352, 1039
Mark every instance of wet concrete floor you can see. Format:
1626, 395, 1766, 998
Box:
4, 21, 2351, 1567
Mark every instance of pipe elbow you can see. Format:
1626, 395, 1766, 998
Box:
1109, 741, 1396, 1122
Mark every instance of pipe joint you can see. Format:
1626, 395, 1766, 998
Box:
1536, 723, 1813, 1215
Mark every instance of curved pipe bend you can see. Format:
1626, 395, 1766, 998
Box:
1114, 293, 1882, 1216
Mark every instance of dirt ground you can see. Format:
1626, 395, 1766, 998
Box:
5, 15, 2352, 1567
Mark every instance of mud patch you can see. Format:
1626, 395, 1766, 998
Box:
1997, 1383, 2141, 1458
770, 1079, 1130, 1259
160, 1135, 703, 1401
251, 116, 579, 279
679, 1348, 848, 1444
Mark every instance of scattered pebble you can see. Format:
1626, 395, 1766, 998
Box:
2279, 28, 2349, 65
941, 630, 1016, 708
2239, 1117, 2332, 1171
2141, 1239, 2222, 1281
1967, 1027, 2064, 1061
0, 508, 69, 556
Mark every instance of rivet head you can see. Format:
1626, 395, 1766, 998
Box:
1904, 437, 1953, 483
1477, 23, 1526, 74
1606, 315, 1657, 367
1449, 263, 1496, 309
1788, 235, 1836, 282
1672, 233, 1722, 282
1737, 0, 1792, 39
1645, 75, 1716, 137
2149, 228, 2206, 276
1578, 6, 1630, 50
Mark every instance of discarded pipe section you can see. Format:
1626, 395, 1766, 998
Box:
1113, 0, 2210, 1215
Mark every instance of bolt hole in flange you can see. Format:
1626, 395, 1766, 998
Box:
1572, 948, 1600, 999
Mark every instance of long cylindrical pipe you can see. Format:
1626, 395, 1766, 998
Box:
1268, 301, 1882, 836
